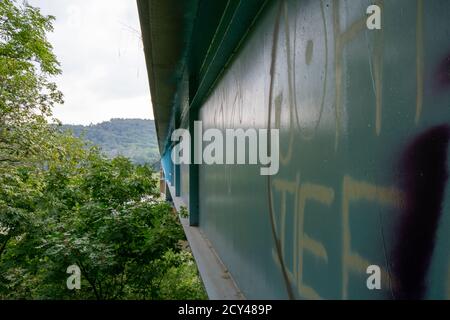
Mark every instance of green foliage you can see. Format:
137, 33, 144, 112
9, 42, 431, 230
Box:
0, 134, 206, 300
157, 250, 208, 300
179, 206, 189, 219
0, 0, 206, 300
0, 0, 63, 172
62, 119, 160, 169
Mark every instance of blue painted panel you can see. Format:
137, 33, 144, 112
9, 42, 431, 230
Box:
161, 150, 174, 186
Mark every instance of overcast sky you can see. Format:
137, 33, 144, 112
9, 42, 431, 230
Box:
28, 0, 154, 125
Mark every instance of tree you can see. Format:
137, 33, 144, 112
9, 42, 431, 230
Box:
1, 133, 206, 299
0, 0, 63, 171
0, 0, 206, 300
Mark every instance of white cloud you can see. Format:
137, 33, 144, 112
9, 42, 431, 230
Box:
28, 0, 154, 124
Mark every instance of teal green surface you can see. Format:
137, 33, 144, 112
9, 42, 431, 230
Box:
152, 0, 450, 299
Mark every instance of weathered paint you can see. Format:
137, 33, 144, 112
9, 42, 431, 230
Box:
140, 0, 450, 299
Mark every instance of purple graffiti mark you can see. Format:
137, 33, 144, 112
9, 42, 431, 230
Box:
392, 124, 450, 300
436, 54, 450, 91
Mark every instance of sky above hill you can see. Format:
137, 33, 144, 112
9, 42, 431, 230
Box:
28, 0, 154, 124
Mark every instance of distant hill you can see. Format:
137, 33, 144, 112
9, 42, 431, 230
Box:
62, 119, 160, 167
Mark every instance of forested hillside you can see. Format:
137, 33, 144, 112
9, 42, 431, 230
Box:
62, 119, 160, 167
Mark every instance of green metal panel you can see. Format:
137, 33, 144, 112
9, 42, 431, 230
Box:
181, 162, 190, 207
139, 0, 450, 299
197, 0, 450, 299
189, 106, 200, 226
175, 163, 181, 197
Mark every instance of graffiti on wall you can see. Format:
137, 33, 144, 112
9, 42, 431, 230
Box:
267, 0, 450, 299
